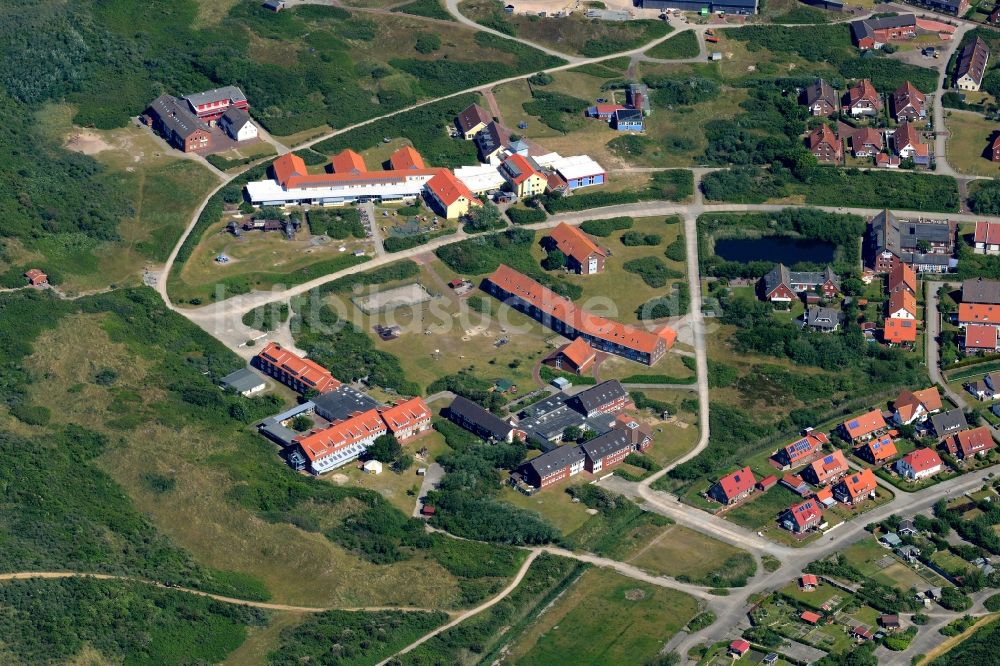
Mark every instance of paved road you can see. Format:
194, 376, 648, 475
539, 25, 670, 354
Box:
930, 22, 973, 179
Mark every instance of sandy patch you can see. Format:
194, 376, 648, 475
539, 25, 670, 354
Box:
64, 130, 113, 155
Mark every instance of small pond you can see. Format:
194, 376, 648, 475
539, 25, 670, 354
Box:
713, 236, 836, 264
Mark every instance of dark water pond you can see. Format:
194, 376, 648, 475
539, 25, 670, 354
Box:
714, 236, 836, 264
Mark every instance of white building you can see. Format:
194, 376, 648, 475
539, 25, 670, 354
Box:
454, 163, 506, 195
220, 108, 258, 142
363, 460, 383, 475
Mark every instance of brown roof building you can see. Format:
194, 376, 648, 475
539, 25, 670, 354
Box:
807, 125, 842, 162
846, 79, 882, 117
456, 103, 492, 139
547, 223, 610, 275
892, 82, 926, 122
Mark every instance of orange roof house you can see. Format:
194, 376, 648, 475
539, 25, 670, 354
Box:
389, 145, 426, 171
959, 303, 1000, 327
884, 318, 917, 345
888, 261, 917, 295
892, 387, 942, 425
856, 434, 897, 464
486, 264, 675, 366
547, 223, 610, 275
254, 342, 340, 394
942, 426, 996, 459
833, 468, 878, 504
24, 269, 48, 286
548, 337, 598, 374
708, 466, 757, 505
804, 449, 850, 486
801, 610, 822, 624
842, 409, 888, 441
330, 149, 367, 174
887, 290, 917, 319
425, 170, 480, 219
964, 324, 998, 352
379, 396, 432, 443
293, 409, 387, 474
895, 447, 943, 480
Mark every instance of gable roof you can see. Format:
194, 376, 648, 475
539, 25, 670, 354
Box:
183, 86, 246, 109
221, 106, 253, 128
888, 290, 917, 318
389, 146, 426, 171
843, 409, 887, 439
900, 447, 942, 473
379, 397, 430, 433
931, 408, 968, 436
548, 222, 608, 265
560, 337, 596, 369
580, 429, 633, 463
256, 341, 340, 393
804, 78, 838, 107
888, 261, 917, 294
294, 409, 386, 462
500, 153, 545, 186
955, 37, 990, 86
884, 318, 917, 343
809, 450, 849, 483
852, 126, 883, 147
894, 387, 942, 420
893, 81, 925, 114
893, 122, 924, 151
959, 302, 1000, 326
786, 499, 823, 529
965, 324, 998, 350
945, 426, 995, 457
573, 380, 628, 414
525, 444, 586, 478
426, 170, 476, 207
840, 468, 878, 498
860, 435, 897, 462
713, 466, 757, 500
447, 396, 514, 440
456, 103, 492, 133
331, 149, 367, 174
781, 432, 828, 464
808, 124, 839, 149
148, 94, 211, 140
848, 79, 880, 107
963, 277, 1000, 304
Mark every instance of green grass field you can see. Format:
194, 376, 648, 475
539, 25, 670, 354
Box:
945, 109, 1000, 177
498, 567, 700, 665
627, 524, 754, 585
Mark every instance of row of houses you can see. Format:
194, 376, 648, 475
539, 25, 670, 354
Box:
806, 120, 930, 167
483, 264, 677, 366
251, 342, 432, 474
804, 78, 926, 124
958, 275, 1000, 352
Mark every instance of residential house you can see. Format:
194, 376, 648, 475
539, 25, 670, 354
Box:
182, 86, 249, 123
485, 265, 676, 365
986, 371, 1000, 393
612, 108, 644, 131
879, 615, 902, 631
803, 450, 850, 486
425, 170, 480, 219
807, 124, 843, 162
254, 342, 340, 394
880, 532, 903, 548
379, 397, 432, 443
851, 127, 883, 158
973, 224, 1000, 256
456, 104, 492, 140
518, 445, 587, 489
803, 78, 839, 116
23, 269, 47, 286
897, 519, 918, 536
800, 574, 819, 590
887, 290, 917, 320
474, 121, 512, 162
855, 434, 898, 465
581, 428, 642, 474
774, 432, 829, 468
884, 318, 917, 345
760, 264, 841, 303
219, 107, 257, 142
289, 409, 387, 474
850, 15, 917, 49
888, 261, 917, 296
846, 79, 882, 117
897, 545, 921, 563
570, 380, 630, 417
959, 303, 1000, 329
892, 386, 942, 425
146, 94, 211, 153
587, 103, 627, 120
954, 37, 990, 92
867, 210, 955, 274
964, 325, 999, 353
910, 0, 968, 13
804, 306, 842, 332
892, 123, 930, 166
499, 153, 548, 197
992, 136, 1000, 163
895, 448, 944, 480
708, 466, 757, 505
833, 468, 878, 504
877, 153, 902, 169
782, 499, 824, 533
967, 378, 993, 400
852, 626, 875, 642
546, 223, 610, 275
447, 396, 519, 443
892, 82, 926, 123
801, 611, 822, 625
942, 425, 996, 459
729, 640, 751, 658
930, 408, 968, 438
842, 409, 888, 442
546, 337, 598, 375
782, 474, 811, 496
815, 486, 836, 507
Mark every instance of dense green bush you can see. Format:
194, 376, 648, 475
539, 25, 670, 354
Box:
507, 206, 547, 225
522, 90, 590, 132
623, 256, 683, 288
621, 230, 662, 246
580, 216, 633, 237
393, 0, 455, 20
383, 228, 456, 253
929, 617, 1000, 665
646, 30, 699, 59
241, 302, 289, 332
307, 208, 365, 239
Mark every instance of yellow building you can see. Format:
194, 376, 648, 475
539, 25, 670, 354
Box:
499, 153, 548, 198
425, 170, 480, 219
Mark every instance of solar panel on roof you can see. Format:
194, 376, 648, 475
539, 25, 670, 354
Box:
823, 455, 834, 464
849, 420, 859, 428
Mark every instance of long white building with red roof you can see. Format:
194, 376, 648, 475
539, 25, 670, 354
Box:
484, 264, 675, 366
379, 396, 432, 443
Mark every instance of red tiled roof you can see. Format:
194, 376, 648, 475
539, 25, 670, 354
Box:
975, 220, 1000, 245
729, 640, 750, 654
839, 468, 878, 499
256, 342, 340, 393
893, 81, 925, 115
781, 432, 828, 465
894, 387, 942, 422
808, 449, 849, 484
852, 127, 882, 148
945, 426, 996, 458
848, 79, 880, 107
595, 103, 626, 114
888, 290, 917, 318
487, 265, 676, 355
843, 409, 887, 440
893, 122, 924, 152
787, 499, 823, 528
379, 397, 431, 434
426, 170, 477, 207
965, 324, 998, 350
269, 152, 442, 190
801, 611, 822, 624
714, 466, 757, 501
331, 149, 367, 174
549, 222, 608, 266
758, 474, 778, 488
900, 447, 942, 473
502, 153, 544, 186
24, 268, 47, 284
808, 124, 838, 149
884, 318, 917, 343
959, 303, 1000, 326
561, 337, 596, 369
888, 261, 917, 294
295, 409, 386, 462
801, 574, 818, 586
389, 146, 425, 171
815, 486, 834, 503
860, 435, 897, 462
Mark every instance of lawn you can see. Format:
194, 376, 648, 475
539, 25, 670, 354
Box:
32, 103, 218, 293
842, 537, 947, 589
724, 484, 802, 530
20, 313, 475, 610
500, 481, 594, 537
780, 581, 845, 609
945, 109, 1000, 177
498, 567, 700, 666
627, 524, 754, 585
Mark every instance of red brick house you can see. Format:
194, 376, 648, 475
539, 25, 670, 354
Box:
803, 78, 839, 116
846, 80, 882, 117
892, 82, 926, 122
379, 397, 432, 443
708, 466, 757, 505
942, 426, 996, 459
807, 124, 842, 162
546, 222, 610, 275
254, 342, 340, 395
782, 499, 823, 533
23, 269, 48, 286
851, 127, 883, 158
